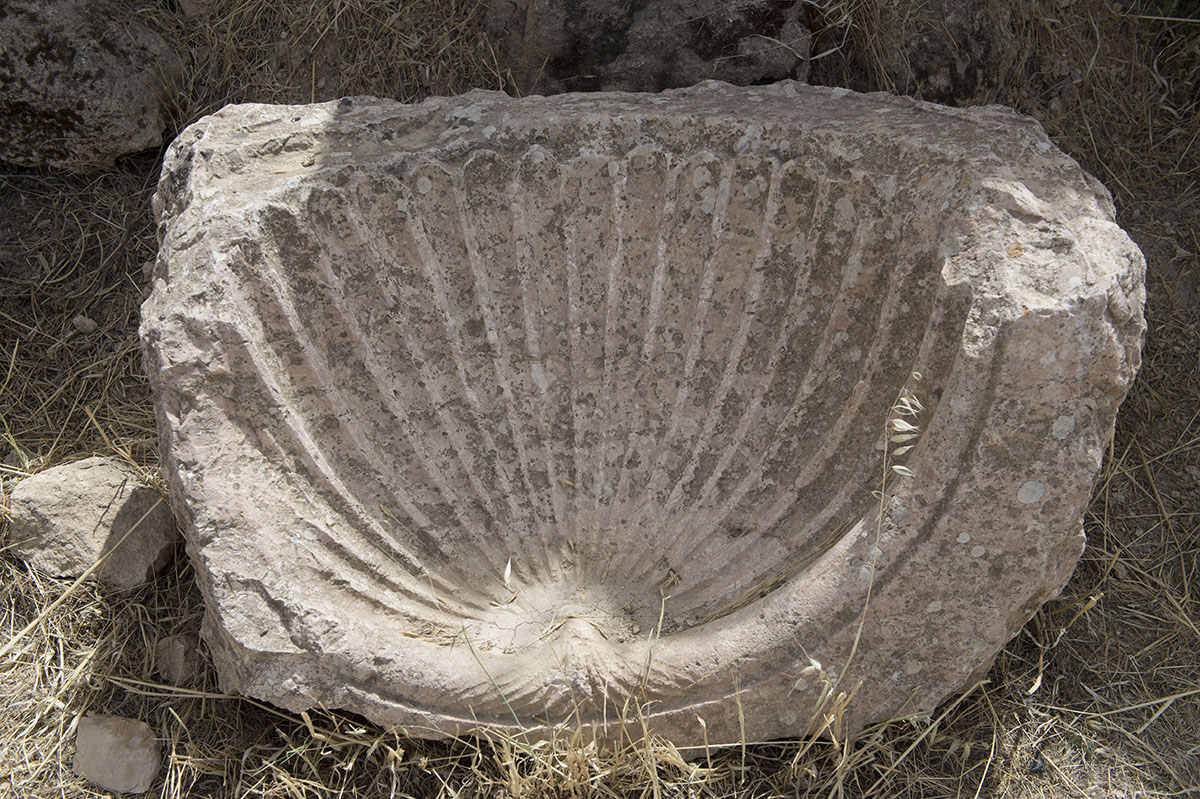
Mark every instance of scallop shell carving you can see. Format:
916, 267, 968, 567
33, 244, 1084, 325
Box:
141, 83, 1145, 745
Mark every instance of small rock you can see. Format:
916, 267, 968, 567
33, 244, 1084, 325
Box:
155, 634, 201, 686
72, 314, 98, 334
2, 447, 27, 469
5, 457, 177, 591
73, 714, 161, 795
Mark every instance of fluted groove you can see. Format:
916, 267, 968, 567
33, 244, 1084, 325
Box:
252, 200, 500, 615
511, 149, 575, 574
302, 191, 510, 593
214, 275, 480, 620
452, 155, 558, 584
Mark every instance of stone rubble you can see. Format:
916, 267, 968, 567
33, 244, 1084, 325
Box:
485, 0, 811, 94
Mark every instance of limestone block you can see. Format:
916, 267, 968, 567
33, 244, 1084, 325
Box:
141, 82, 1145, 745
6, 457, 177, 591
0, 0, 182, 171
73, 714, 160, 795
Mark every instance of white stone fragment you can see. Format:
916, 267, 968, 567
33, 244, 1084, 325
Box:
155, 634, 202, 686
72, 314, 98, 334
73, 715, 160, 794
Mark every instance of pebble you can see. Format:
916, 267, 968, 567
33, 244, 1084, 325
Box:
72, 314, 98, 334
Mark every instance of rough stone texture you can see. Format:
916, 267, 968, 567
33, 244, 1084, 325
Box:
141, 82, 1145, 745
0, 0, 183, 172
485, 0, 811, 94
155, 634, 201, 686
73, 714, 160, 795
6, 457, 177, 591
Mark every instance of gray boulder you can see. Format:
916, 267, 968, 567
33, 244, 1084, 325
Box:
0, 0, 182, 171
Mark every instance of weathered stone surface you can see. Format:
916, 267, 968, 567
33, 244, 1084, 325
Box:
73, 714, 160, 795
154, 634, 201, 686
0, 0, 182, 172
141, 82, 1145, 745
6, 457, 177, 591
485, 0, 810, 94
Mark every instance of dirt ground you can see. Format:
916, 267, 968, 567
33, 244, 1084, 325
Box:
1, 1, 1197, 797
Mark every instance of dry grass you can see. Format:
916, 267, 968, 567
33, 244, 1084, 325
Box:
2, 0, 1198, 796
144, 0, 502, 125
0, 158, 161, 467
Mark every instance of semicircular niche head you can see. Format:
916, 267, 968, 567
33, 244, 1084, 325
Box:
141, 83, 1145, 746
